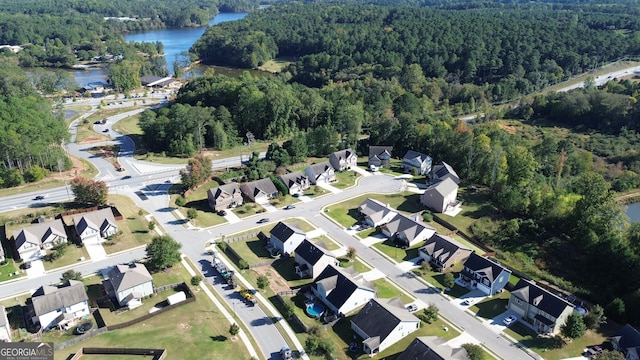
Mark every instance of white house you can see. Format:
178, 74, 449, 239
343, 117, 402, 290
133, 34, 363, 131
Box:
269, 222, 306, 256
329, 148, 358, 172
421, 177, 460, 213
358, 198, 397, 228
13, 219, 67, 261
402, 150, 432, 175
278, 172, 310, 195
103, 263, 154, 309
380, 213, 436, 248
0, 305, 10, 342
294, 239, 338, 279
312, 265, 376, 316
28, 280, 89, 331
305, 162, 336, 185
72, 208, 118, 243
351, 298, 421, 356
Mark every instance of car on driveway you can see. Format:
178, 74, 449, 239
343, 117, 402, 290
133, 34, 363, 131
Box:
218, 210, 227, 216
503, 315, 517, 326
257, 218, 269, 224
284, 205, 296, 210
462, 298, 474, 306
406, 304, 418, 312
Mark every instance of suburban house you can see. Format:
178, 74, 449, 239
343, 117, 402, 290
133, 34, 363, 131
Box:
421, 178, 460, 214
293, 239, 338, 279
207, 183, 243, 211
13, 219, 68, 261
269, 222, 306, 256
103, 263, 154, 309
397, 336, 469, 360
27, 280, 90, 331
312, 265, 376, 316
240, 178, 279, 202
278, 172, 310, 195
609, 324, 640, 360
429, 161, 460, 185
380, 213, 436, 248
72, 208, 118, 243
419, 234, 472, 271
359, 198, 398, 228
508, 279, 575, 334
369, 146, 393, 168
329, 148, 358, 172
0, 305, 10, 342
459, 252, 511, 296
305, 162, 336, 185
402, 150, 433, 175
351, 298, 421, 356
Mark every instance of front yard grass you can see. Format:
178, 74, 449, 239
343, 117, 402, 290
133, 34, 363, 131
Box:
469, 290, 511, 319
325, 192, 422, 228
0, 259, 21, 283
270, 194, 301, 208
504, 323, 608, 360
313, 236, 341, 251
337, 258, 370, 274
372, 278, 413, 304
373, 239, 422, 263
170, 181, 227, 228
232, 202, 265, 218
42, 243, 90, 271
333, 170, 360, 189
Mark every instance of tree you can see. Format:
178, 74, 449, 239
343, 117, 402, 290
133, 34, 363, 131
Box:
180, 154, 212, 190
229, 323, 240, 336
605, 298, 626, 322
591, 350, 625, 360
346, 247, 357, 261
145, 235, 182, 271
282, 297, 295, 318
422, 304, 439, 323
257, 275, 269, 289
148, 221, 156, 231
443, 272, 455, 289
70, 177, 108, 204
461, 343, 485, 360
60, 270, 82, 283
187, 208, 198, 223
583, 304, 606, 330
561, 312, 586, 339
191, 275, 203, 286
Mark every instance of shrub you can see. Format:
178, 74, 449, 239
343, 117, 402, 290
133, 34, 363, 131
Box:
257, 275, 269, 289
281, 297, 295, 318
218, 242, 228, 251
422, 210, 433, 222
461, 343, 485, 360
229, 323, 239, 336
191, 275, 203, 286
238, 259, 249, 270
175, 196, 186, 207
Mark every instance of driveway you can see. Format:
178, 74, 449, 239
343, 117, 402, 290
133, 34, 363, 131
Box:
351, 166, 371, 177
256, 198, 278, 213
83, 237, 107, 261
26, 258, 46, 278
223, 210, 241, 224
484, 309, 522, 334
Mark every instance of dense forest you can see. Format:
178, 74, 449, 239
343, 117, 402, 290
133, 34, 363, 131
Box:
192, 3, 640, 102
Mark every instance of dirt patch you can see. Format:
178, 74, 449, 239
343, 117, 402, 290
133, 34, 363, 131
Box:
48, 154, 89, 181
498, 122, 518, 135
178, 323, 192, 331
251, 266, 291, 294
82, 137, 104, 144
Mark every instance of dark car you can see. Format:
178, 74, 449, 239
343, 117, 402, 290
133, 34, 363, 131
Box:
257, 218, 269, 224
284, 205, 296, 210
21, 261, 32, 269
218, 210, 227, 216
122, 175, 131, 180
102, 129, 109, 133
33, 195, 45, 200
75, 322, 93, 335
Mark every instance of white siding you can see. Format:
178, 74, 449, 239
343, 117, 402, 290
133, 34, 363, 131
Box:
379, 321, 420, 353
338, 288, 375, 315
117, 281, 154, 306
281, 233, 306, 255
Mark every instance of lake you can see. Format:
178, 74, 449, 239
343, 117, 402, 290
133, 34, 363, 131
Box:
71, 11, 250, 86
626, 202, 640, 223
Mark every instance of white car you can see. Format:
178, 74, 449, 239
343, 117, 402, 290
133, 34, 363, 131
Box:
503, 315, 517, 326
462, 299, 474, 306
406, 304, 418, 312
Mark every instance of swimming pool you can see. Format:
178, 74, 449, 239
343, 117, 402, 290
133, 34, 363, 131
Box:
306, 302, 325, 318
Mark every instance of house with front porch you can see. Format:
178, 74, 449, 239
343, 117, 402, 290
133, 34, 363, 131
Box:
312, 265, 376, 316
294, 239, 337, 279
13, 219, 68, 261
358, 198, 397, 228
269, 222, 306, 256
351, 298, 421, 356
103, 263, 154, 309
278, 171, 310, 195
402, 150, 432, 175
380, 213, 436, 248
72, 208, 118, 243
609, 324, 640, 360
329, 148, 358, 172
421, 178, 460, 214
305, 162, 336, 185
418, 234, 472, 272
240, 178, 279, 202
397, 336, 470, 360
508, 279, 575, 334
369, 146, 393, 168
207, 183, 243, 211
27, 280, 90, 331
459, 252, 511, 296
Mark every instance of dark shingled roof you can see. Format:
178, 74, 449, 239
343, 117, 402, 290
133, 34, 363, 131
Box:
369, 146, 393, 158
420, 234, 470, 265
461, 253, 510, 283
352, 298, 419, 351
295, 239, 334, 265
610, 324, 640, 353
397, 337, 469, 360
31, 280, 88, 317
270, 222, 304, 243
313, 265, 373, 311
511, 279, 574, 318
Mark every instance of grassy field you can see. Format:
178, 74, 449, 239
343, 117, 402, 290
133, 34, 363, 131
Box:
505, 323, 609, 359
313, 236, 341, 251
325, 192, 422, 228
333, 170, 360, 189
0, 259, 21, 283
270, 194, 301, 209
337, 258, 370, 274
469, 290, 511, 319
257, 57, 293, 73
232, 202, 266, 218
372, 279, 414, 304
170, 182, 228, 228
437, 187, 495, 235
112, 114, 142, 135
42, 243, 90, 271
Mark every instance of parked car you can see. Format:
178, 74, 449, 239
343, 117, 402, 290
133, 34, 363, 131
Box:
218, 210, 227, 216
462, 299, 474, 306
102, 129, 109, 133
406, 304, 418, 312
503, 315, 517, 326
257, 218, 270, 224
21, 261, 32, 269
284, 205, 296, 210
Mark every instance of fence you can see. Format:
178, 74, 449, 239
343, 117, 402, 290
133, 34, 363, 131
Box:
224, 232, 259, 243
274, 294, 311, 333
55, 327, 108, 350
248, 260, 276, 269
68, 347, 167, 360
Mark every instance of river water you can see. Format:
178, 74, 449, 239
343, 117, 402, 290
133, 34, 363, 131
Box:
71, 12, 249, 86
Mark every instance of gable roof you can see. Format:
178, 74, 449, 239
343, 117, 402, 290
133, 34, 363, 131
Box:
208, 183, 241, 199
462, 253, 510, 282
610, 324, 640, 353
433, 161, 458, 180
13, 219, 67, 250
511, 279, 574, 318
240, 178, 278, 198
107, 263, 153, 294
382, 213, 435, 246
352, 298, 419, 348
424, 178, 458, 197
403, 150, 431, 164
31, 280, 88, 316
73, 208, 117, 235
278, 171, 308, 188
359, 198, 396, 224
397, 337, 469, 360
313, 265, 374, 310
420, 234, 471, 264
295, 239, 335, 265
270, 222, 305, 242
369, 146, 393, 158
330, 149, 357, 162
307, 162, 334, 176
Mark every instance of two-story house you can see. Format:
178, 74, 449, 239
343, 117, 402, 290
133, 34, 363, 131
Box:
402, 150, 433, 175
293, 239, 338, 279
419, 234, 472, 272
351, 298, 421, 356
13, 219, 68, 261
277, 172, 310, 196
72, 208, 118, 244
508, 279, 575, 334
0, 305, 10, 342
28, 280, 90, 331
207, 183, 243, 211
103, 263, 154, 309
269, 222, 306, 256
240, 178, 279, 202
429, 161, 460, 185
305, 162, 336, 185
368, 146, 393, 168
421, 178, 460, 214
609, 324, 640, 360
312, 265, 376, 316
380, 213, 436, 248
459, 253, 511, 296
329, 148, 358, 172
397, 336, 470, 360
358, 198, 397, 228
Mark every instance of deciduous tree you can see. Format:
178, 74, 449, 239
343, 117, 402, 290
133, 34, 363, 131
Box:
70, 177, 108, 204
145, 235, 182, 271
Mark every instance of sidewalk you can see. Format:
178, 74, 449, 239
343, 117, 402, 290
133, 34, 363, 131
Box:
317, 182, 341, 194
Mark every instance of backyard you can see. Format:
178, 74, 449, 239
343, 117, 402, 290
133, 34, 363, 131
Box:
437, 187, 496, 235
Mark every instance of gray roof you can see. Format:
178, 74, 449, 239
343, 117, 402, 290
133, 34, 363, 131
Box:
511, 279, 574, 318
208, 183, 242, 200
278, 172, 308, 188
13, 219, 67, 250
420, 234, 471, 264
424, 177, 458, 197
313, 265, 374, 311
295, 239, 334, 265
382, 213, 435, 246
610, 324, 640, 354
240, 178, 278, 199
432, 161, 459, 182
307, 162, 334, 177
31, 280, 88, 317
403, 150, 431, 164
359, 198, 396, 224
352, 298, 420, 349
397, 336, 469, 360
270, 222, 304, 243
107, 263, 153, 294
461, 253, 511, 283
73, 208, 117, 236
369, 146, 393, 158
329, 148, 357, 167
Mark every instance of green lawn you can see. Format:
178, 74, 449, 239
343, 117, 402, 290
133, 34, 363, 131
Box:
337, 258, 370, 274
313, 236, 341, 251
372, 279, 413, 304
232, 202, 266, 218
42, 243, 90, 271
227, 236, 271, 265
357, 227, 379, 239
270, 257, 314, 288
270, 194, 301, 208
102, 195, 154, 254
111, 113, 142, 135
325, 192, 423, 228
333, 170, 360, 189
505, 323, 608, 359
424, 220, 486, 255
0, 259, 21, 283
469, 290, 511, 319
437, 187, 495, 235
169, 181, 228, 228
285, 219, 315, 233
373, 239, 422, 263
